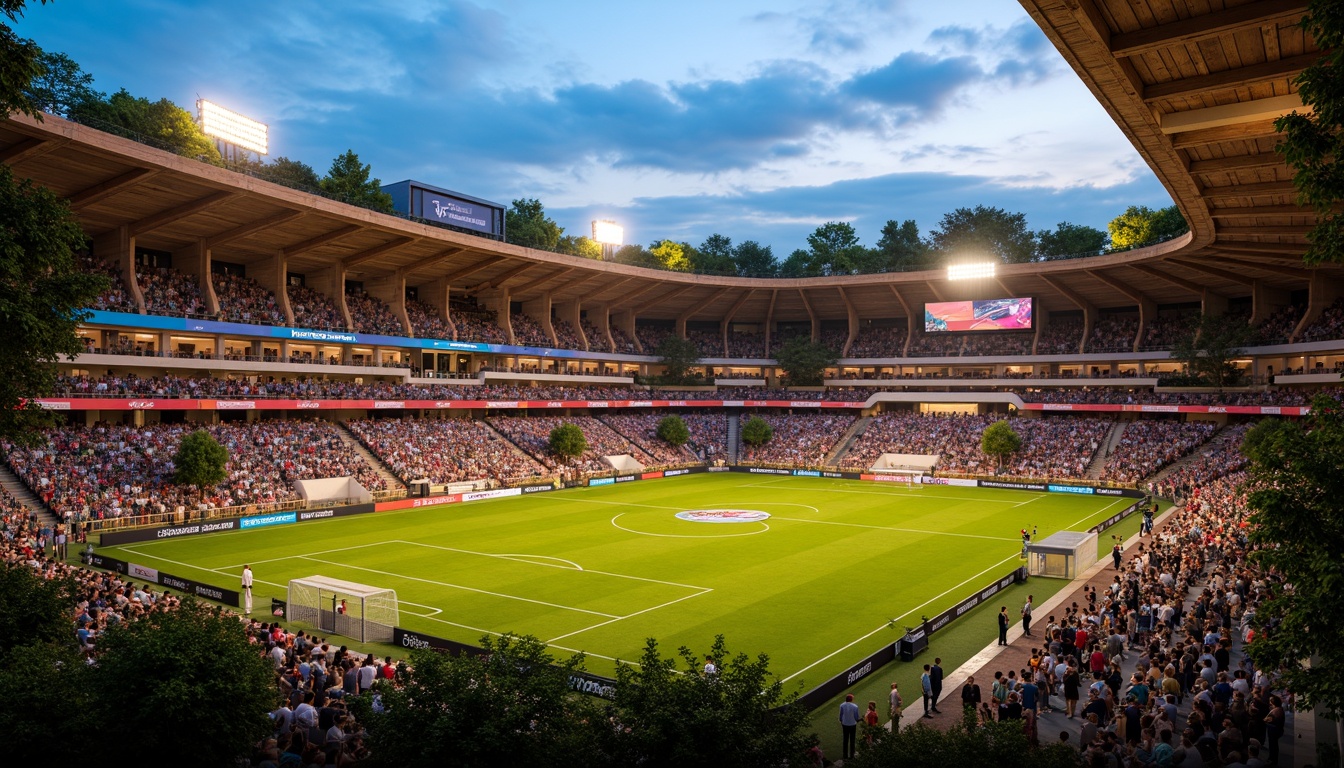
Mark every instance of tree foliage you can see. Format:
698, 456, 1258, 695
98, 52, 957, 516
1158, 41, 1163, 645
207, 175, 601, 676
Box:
694, 233, 737, 275
847, 712, 1079, 768
89, 599, 277, 766
320, 149, 395, 213
741, 416, 773, 447
1105, 204, 1186, 251
549, 422, 588, 459
732, 240, 777, 277
1169, 312, 1253, 389
0, 562, 77, 654
22, 50, 96, 117
557, 234, 602, 259
0, 637, 91, 763
0, 163, 108, 442
0, 0, 46, 120
172, 429, 229, 497
874, 218, 933, 271
656, 415, 690, 447
655, 334, 701, 384
1275, 1, 1344, 264
981, 420, 1022, 469
358, 635, 600, 768
1035, 221, 1108, 259
69, 88, 223, 164
930, 205, 1036, 264
1243, 394, 1344, 719
258, 156, 322, 192
648, 239, 695, 272
603, 635, 812, 768
774, 336, 838, 386
506, 198, 565, 251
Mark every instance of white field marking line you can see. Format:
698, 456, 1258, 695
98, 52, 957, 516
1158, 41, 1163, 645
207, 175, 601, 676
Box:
735, 481, 1039, 504
780, 551, 1023, 685
545, 587, 714, 644
532, 496, 685, 511
768, 516, 1021, 542
384, 541, 584, 572
398, 540, 712, 592
1062, 497, 1129, 530
611, 513, 771, 539
216, 541, 392, 570
117, 546, 444, 616
296, 554, 622, 619
410, 611, 644, 668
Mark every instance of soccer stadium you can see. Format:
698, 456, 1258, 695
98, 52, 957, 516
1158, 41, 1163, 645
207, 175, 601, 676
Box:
1, 1, 1340, 766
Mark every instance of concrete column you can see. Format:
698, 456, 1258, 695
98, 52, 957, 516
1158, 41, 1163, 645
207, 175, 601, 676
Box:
94, 225, 143, 312
366, 272, 411, 335
306, 265, 350, 330
416, 277, 455, 338
172, 238, 216, 315
476, 288, 511, 344
612, 309, 638, 352
1201, 290, 1228, 319
1134, 298, 1157, 353
1292, 270, 1342, 342
1250, 281, 1290, 327
555, 299, 585, 350
521, 294, 556, 346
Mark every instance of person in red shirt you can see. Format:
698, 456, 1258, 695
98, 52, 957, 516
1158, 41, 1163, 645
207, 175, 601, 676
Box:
1074, 625, 1089, 653
1090, 646, 1107, 679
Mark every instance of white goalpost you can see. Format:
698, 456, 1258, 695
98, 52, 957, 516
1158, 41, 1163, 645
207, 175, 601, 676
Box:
287, 575, 398, 643
868, 453, 939, 489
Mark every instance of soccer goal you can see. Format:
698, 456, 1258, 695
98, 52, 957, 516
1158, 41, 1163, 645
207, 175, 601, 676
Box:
287, 575, 398, 643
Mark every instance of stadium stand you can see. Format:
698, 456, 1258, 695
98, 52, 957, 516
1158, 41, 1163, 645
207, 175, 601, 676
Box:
1098, 420, 1219, 484
510, 313, 550, 346
136, 265, 206, 317
738, 413, 855, 467
344, 291, 404, 336
405, 299, 453, 341
287, 284, 346, 332
78, 253, 137, 313
345, 417, 549, 487
213, 272, 287, 326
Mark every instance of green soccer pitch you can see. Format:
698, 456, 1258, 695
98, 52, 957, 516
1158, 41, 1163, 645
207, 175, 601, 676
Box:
99, 473, 1129, 688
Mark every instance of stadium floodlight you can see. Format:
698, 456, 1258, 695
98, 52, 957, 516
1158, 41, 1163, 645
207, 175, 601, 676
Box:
197, 99, 269, 155
947, 262, 996, 281
592, 219, 624, 246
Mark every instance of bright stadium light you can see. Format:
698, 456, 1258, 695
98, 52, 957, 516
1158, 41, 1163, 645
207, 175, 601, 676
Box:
947, 262, 996, 281
197, 99, 269, 155
592, 219, 624, 246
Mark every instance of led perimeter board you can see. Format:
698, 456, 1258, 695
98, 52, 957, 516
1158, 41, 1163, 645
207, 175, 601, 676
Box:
924, 298, 1033, 332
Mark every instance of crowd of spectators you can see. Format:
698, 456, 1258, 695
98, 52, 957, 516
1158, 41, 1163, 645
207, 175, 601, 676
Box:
609, 325, 638, 354
1017, 386, 1344, 407
634, 325, 672, 353
345, 291, 404, 337
1038, 318, 1084, 354
727, 333, 766, 358
687, 328, 723, 358
848, 326, 907, 358
2, 420, 385, 524
510, 313, 551, 347
599, 414, 698, 466
404, 299, 453, 341
963, 333, 1034, 356
288, 284, 347, 332
907, 333, 964, 357
1099, 420, 1218, 484
1300, 296, 1344, 342
1141, 312, 1196, 350
1151, 424, 1253, 500
581, 319, 612, 353
551, 318, 584, 351
1253, 305, 1299, 346
1088, 315, 1139, 354
487, 415, 655, 478
212, 272, 287, 326
767, 332, 809, 357
136, 266, 206, 317
451, 307, 508, 345
345, 417, 549, 487
681, 413, 728, 460
738, 413, 855, 467
78, 253, 138, 313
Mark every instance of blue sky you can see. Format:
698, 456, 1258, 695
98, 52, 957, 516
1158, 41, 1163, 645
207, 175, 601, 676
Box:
16, 0, 1173, 254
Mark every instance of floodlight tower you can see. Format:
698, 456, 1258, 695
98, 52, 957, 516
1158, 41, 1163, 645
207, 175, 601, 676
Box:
592, 219, 623, 261
197, 99, 269, 164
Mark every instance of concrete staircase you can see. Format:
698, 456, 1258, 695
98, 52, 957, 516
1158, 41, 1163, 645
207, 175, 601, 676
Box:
1146, 423, 1231, 488
333, 423, 406, 491
1084, 420, 1127, 480
726, 414, 740, 464
480, 419, 552, 469
0, 462, 58, 526
824, 415, 872, 467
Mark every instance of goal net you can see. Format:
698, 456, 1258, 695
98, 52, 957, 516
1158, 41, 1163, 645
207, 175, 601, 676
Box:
287, 575, 398, 643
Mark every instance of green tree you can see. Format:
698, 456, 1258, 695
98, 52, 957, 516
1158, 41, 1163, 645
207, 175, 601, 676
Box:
1035, 221, 1108, 259
804, 221, 867, 275
1106, 204, 1187, 251
740, 416, 773, 447
172, 429, 229, 498
549, 422, 588, 459
648, 239, 695, 272
0, 638, 92, 763
320, 149, 395, 213
655, 414, 690, 447
557, 234, 602, 259
732, 240, 777, 277
873, 218, 932, 271
1274, 1, 1344, 264
778, 248, 817, 277
930, 205, 1036, 263
603, 635, 812, 768
774, 336, 838, 386
23, 50, 96, 118
88, 599, 277, 766
655, 334, 701, 384
980, 420, 1022, 470
848, 712, 1079, 768
1169, 312, 1253, 389
356, 634, 601, 768
505, 198, 564, 251
0, 562, 77, 653
0, 163, 108, 442
68, 88, 223, 164
259, 156, 322, 192
694, 233, 737, 275
0, 0, 46, 119
1242, 394, 1344, 724
612, 243, 656, 269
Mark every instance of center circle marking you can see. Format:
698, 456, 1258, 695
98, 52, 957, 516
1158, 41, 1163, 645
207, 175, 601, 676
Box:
675, 509, 772, 524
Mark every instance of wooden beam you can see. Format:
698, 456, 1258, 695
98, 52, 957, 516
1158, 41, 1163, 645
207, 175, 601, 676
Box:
924, 280, 946, 302
1205, 241, 1306, 255
282, 224, 362, 257
440, 255, 504, 283
887, 284, 912, 317
1040, 275, 1094, 313
674, 287, 730, 321
1128, 263, 1222, 298
1161, 94, 1306, 135
510, 267, 574, 297
0, 137, 66, 164
67, 168, 158, 210
1143, 52, 1319, 102
399, 247, 464, 275
1110, 0, 1307, 58
342, 237, 414, 268
1214, 225, 1313, 236
607, 281, 663, 310
1168, 258, 1257, 287
1205, 254, 1314, 279
205, 210, 304, 249
1169, 119, 1283, 150
1210, 204, 1319, 218
1189, 153, 1285, 174
1087, 270, 1152, 306
721, 290, 755, 325
587, 276, 636, 303
468, 261, 533, 293
797, 289, 818, 327
1201, 181, 1299, 200
127, 191, 232, 237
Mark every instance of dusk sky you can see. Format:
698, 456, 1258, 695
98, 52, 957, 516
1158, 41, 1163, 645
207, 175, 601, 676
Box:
17, 0, 1174, 254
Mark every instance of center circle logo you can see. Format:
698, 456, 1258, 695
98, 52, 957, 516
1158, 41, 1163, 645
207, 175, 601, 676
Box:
675, 509, 771, 524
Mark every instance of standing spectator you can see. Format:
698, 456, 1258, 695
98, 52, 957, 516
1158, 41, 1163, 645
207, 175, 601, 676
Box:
888, 682, 903, 732
1022, 594, 1034, 636
863, 701, 879, 747
838, 694, 860, 760
998, 605, 1010, 645
930, 657, 944, 714
961, 675, 982, 717
242, 564, 254, 616
921, 664, 934, 718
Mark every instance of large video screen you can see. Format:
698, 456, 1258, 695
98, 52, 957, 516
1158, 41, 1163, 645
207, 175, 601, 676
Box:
924, 297, 1033, 332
